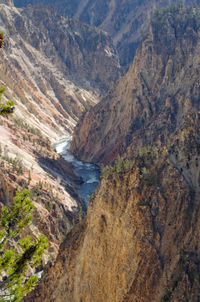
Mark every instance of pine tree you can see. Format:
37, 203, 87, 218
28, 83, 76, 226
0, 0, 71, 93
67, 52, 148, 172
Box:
0, 189, 48, 302
0, 32, 4, 49
0, 86, 15, 115
0, 32, 15, 115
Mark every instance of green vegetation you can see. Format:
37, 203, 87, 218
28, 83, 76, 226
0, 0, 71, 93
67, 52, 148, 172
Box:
0, 86, 15, 116
161, 291, 171, 302
0, 32, 4, 49
0, 145, 23, 175
101, 155, 133, 179
155, 2, 184, 18
0, 99, 14, 115
154, 1, 200, 27
136, 145, 158, 160
0, 32, 14, 115
13, 119, 42, 138
0, 189, 48, 302
78, 206, 83, 222
0, 32, 48, 301
136, 145, 160, 186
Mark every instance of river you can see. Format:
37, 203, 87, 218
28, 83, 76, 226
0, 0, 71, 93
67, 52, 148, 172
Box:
53, 137, 100, 207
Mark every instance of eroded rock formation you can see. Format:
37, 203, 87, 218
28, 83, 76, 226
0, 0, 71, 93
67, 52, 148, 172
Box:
0, 1, 121, 137
24, 149, 200, 301
24, 6, 200, 302
0, 1, 121, 260
70, 5, 200, 165
14, 0, 199, 68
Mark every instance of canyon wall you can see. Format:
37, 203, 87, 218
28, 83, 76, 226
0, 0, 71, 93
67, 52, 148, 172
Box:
14, 0, 199, 68
0, 1, 121, 138
70, 5, 200, 165
0, 1, 120, 260
24, 138, 200, 302
24, 6, 200, 301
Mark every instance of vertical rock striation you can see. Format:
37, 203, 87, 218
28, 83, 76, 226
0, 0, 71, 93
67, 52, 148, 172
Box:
70, 5, 200, 165
24, 6, 200, 302
0, 2, 121, 137
13, 0, 200, 68
24, 154, 200, 301
0, 2, 120, 263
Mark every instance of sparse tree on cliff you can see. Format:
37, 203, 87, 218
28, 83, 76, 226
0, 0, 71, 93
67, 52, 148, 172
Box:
0, 189, 48, 302
0, 32, 15, 115
0, 32, 4, 48
0, 86, 15, 115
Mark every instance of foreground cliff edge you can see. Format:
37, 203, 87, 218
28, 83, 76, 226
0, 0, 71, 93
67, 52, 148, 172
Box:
24, 5, 200, 302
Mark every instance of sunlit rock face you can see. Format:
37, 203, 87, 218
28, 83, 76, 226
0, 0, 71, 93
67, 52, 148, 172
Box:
23, 162, 200, 302
70, 5, 200, 166
0, 2, 120, 262
0, 2, 121, 138
24, 6, 200, 302
14, 0, 197, 68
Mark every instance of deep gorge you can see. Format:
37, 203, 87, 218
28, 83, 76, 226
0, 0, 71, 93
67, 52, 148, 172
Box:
24, 4, 200, 302
54, 137, 100, 207
1, 1, 200, 302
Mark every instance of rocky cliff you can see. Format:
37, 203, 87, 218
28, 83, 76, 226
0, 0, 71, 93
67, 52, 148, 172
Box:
24, 155, 200, 302
70, 4, 200, 165
0, 113, 83, 260
0, 1, 120, 261
13, 0, 200, 68
0, 1, 121, 137
24, 6, 200, 302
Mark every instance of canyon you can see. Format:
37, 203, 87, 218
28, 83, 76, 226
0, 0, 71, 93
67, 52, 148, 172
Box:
0, 0, 120, 261
1, 1, 200, 302
14, 0, 200, 68
70, 4, 200, 166
24, 5, 200, 302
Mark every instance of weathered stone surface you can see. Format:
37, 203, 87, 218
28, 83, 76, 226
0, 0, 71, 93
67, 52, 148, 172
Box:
70, 6, 200, 165
23, 6, 200, 302
13, 0, 199, 68
0, 1, 121, 261
24, 155, 200, 301
0, 2, 121, 137
0, 122, 82, 260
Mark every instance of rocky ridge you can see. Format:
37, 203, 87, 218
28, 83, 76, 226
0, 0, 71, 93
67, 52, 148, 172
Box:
14, 0, 199, 68
0, 0, 121, 137
70, 4, 200, 166
24, 6, 200, 301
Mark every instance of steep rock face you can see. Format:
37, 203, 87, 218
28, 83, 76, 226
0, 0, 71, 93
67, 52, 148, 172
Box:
0, 115, 82, 260
0, 1, 121, 137
24, 6, 200, 302
70, 5, 200, 165
24, 151, 200, 301
0, 1, 121, 258
14, 0, 197, 68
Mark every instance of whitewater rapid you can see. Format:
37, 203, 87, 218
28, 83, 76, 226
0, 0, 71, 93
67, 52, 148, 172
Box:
53, 137, 100, 207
